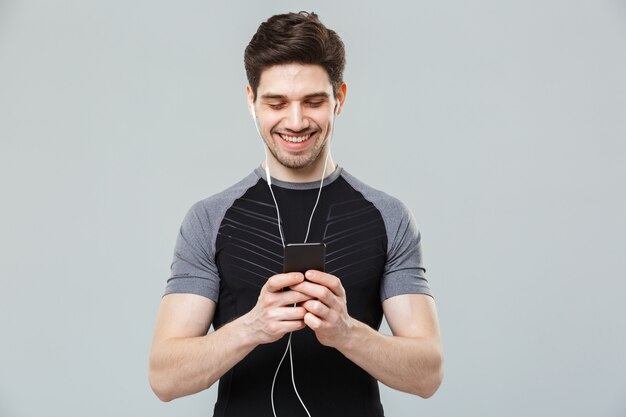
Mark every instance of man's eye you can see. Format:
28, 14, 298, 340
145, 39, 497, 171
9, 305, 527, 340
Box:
269, 103, 286, 110
307, 101, 323, 107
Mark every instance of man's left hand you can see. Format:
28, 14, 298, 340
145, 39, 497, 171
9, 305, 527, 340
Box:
289, 270, 355, 349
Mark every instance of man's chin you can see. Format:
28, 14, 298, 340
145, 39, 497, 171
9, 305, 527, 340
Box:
277, 158, 316, 170
270, 143, 327, 171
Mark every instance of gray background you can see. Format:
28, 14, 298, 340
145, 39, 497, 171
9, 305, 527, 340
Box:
1, 0, 625, 416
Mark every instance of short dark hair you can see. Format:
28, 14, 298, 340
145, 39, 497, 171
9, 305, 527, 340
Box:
244, 11, 346, 101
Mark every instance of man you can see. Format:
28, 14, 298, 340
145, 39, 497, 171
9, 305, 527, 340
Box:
149, 11, 443, 417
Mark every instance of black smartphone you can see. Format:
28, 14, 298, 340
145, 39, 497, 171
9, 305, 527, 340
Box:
283, 243, 326, 274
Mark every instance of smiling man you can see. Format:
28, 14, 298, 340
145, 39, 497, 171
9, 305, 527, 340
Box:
250, 64, 335, 176
149, 11, 443, 417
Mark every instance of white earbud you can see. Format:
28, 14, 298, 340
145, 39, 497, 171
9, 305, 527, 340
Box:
250, 103, 272, 186
265, 150, 272, 186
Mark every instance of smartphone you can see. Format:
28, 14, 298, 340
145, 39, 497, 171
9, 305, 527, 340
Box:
283, 242, 326, 274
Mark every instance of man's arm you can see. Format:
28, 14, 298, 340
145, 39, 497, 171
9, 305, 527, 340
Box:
148, 273, 312, 402
292, 271, 443, 398
343, 294, 443, 397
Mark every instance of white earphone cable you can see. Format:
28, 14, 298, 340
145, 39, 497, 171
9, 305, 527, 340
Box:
303, 117, 335, 243
252, 101, 338, 417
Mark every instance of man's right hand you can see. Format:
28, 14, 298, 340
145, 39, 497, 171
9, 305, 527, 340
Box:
149, 273, 312, 402
242, 272, 312, 345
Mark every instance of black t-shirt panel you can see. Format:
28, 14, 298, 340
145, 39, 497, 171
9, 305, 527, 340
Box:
213, 176, 387, 417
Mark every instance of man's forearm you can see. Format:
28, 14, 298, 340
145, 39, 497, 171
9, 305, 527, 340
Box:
149, 318, 256, 402
149, 277, 310, 402
337, 319, 443, 398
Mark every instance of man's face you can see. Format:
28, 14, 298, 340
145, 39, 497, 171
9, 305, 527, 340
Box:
247, 64, 344, 171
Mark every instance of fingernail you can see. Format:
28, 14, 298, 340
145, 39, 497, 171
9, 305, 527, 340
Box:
305, 270, 314, 279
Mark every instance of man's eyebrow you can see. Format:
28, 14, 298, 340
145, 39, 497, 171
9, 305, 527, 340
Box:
260, 93, 287, 100
303, 92, 330, 99
260, 92, 330, 100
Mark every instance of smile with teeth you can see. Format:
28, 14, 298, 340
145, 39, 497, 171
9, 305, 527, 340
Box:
279, 133, 313, 143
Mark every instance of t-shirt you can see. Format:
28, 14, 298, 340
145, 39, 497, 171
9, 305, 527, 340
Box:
164, 166, 431, 417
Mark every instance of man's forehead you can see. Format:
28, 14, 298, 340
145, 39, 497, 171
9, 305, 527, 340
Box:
257, 63, 333, 98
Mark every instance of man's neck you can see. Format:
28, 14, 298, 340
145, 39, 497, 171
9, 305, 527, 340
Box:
262, 156, 337, 183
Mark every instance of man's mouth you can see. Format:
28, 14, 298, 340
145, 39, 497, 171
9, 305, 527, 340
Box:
278, 132, 314, 143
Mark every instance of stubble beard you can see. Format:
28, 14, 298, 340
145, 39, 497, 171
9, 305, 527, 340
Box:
265, 132, 329, 170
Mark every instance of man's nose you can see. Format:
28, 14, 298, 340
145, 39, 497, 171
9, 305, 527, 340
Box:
284, 105, 308, 131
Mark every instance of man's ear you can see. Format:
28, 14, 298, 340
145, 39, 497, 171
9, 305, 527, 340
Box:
335, 82, 347, 115
246, 84, 255, 116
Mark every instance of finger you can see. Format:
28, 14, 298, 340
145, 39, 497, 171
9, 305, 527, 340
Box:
303, 312, 322, 330
278, 290, 314, 306
281, 320, 307, 333
265, 272, 305, 293
304, 270, 345, 298
290, 281, 336, 306
301, 299, 329, 319
268, 306, 308, 321
265, 319, 306, 339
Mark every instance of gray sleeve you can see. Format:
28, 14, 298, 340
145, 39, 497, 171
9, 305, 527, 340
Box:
339, 170, 433, 301
163, 171, 260, 302
379, 198, 432, 300
164, 201, 220, 302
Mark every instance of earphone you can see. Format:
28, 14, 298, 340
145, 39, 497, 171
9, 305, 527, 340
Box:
250, 98, 339, 417
250, 100, 339, 245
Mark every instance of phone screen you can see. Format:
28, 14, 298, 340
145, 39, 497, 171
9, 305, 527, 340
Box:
283, 243, 326, 274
